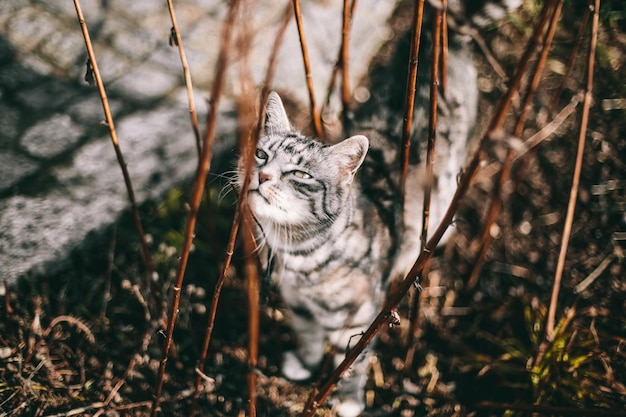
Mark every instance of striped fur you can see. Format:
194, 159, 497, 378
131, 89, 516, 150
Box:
240, 1, 521, 415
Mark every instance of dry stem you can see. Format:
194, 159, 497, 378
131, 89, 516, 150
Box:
166, 0, 202, 156
292, 0, 324, 139
544, 0, 599, 343
340, 0, 353, 130
404, 1, 442, 370
399, 0, 426, 200
72, 0, 157, 310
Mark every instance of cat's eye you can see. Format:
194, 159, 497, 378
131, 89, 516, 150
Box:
255, 149, 268, 160
292, 170, 312, 180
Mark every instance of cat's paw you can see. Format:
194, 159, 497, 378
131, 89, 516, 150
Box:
282, 350, 312, 381
334, 398, 364, 417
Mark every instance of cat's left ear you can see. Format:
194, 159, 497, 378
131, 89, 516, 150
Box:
264, 92, 292, 135
331, 135, 369, 183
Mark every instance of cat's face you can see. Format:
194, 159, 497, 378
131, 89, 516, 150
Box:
242, 93, 368, 232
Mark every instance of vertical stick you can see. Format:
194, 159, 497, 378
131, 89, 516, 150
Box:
243, 211, 259, 417
405, 2, 441, 371
292, 0, 324, 139
545, 0, 599, 342
421, 6, 442, 252
399, 0, 426, 200
166, 0, 202, 156
340, 0, 353, 131
440, 0, 448, 94
72, 0, 157, 308
150, 0, 241, 415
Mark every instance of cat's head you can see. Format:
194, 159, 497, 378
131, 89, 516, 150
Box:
243, 92, 368, 232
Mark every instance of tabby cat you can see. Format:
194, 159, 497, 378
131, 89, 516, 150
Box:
241, 1, 521, 415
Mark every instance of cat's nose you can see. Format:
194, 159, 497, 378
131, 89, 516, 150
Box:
259, 171, 272, 184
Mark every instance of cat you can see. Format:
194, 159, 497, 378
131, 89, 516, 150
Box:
241, 1, 521, 415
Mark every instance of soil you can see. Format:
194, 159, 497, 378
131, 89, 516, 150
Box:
1, 2, 625, 417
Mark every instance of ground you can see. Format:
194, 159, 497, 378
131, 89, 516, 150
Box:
1, 1, 625, 416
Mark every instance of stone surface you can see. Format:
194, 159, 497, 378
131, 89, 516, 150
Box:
0, 0, 400, 283
20, 114, 84, 159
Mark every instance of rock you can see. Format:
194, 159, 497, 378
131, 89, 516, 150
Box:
20, 114, 85, 159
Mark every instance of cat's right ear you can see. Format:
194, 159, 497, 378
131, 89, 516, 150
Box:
264, 92, 291, 136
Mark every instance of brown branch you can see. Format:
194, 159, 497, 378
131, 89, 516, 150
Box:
544, 0, 599, 344
323, 0, 358, 125
440, 0, 448, 94
292, 0, 324, 139
399, 0, 426, 200
421, 5, 442, 254
404, 3, 442, 369
149, 0, 242, 415
234, 9, 260, 414
243, 209, 260, 417
166, 0, 202, 156
72, 0, 158, 310
340, 0, 353, 131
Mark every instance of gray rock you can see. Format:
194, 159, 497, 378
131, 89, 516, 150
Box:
109, 61, 180, 102
0, 152, 39, 192
0, 103, 20, 147
20, 114, 84, 159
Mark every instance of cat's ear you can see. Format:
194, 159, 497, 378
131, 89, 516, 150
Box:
264, 92, 291, 135
330, 135, 369, 183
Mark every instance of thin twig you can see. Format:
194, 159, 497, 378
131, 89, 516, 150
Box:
340, 0, 353, 131
440, 0, 448, 94
574, 252, 616, 294
421, 5, 443, 255
166, 0, 202, 156
399, 0, 426, 200
404, 2, 442, 369
234, 8, 260, 414
243, 209, 260, 417
72, 0, 158, 310
323, 0, 358, 125
149, 0, 242, 415
292, 0, 324, 139
544, 0, 599, 343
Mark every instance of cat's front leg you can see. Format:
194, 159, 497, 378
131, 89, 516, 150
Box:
282, 308, 326, 381
327, 325, 372, 417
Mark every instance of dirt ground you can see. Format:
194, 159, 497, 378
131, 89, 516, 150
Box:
1, 1, 625, 416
